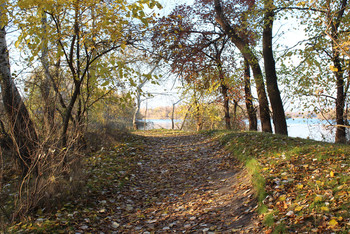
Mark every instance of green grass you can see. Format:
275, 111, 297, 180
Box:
213, 130, 350, 233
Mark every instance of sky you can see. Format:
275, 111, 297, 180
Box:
6, 0, 307, 111
139, 0, 193, 109
141, 0, 307, 110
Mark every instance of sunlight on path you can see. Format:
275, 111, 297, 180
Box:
110, 131, 261, 232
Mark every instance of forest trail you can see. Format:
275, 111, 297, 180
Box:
103, 131, 261, 233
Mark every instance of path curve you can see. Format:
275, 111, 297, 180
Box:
111, 131, 260, 233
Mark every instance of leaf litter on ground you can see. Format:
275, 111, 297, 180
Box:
217, 131, 350, 233
7, 129, 260, 233
7, 129, 349, 233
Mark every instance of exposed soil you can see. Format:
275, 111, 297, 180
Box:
86, 131, 261, 233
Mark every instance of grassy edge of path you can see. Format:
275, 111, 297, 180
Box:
209, 130, 349, 233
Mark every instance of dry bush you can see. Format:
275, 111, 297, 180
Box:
0, 121, 87, 225
84, 122, 131, 152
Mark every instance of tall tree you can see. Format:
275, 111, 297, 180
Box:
152, 4, 241, 130
16, 0, 162, 145
244, 58, 258, 131
214, 0, 272, 133
284, 0, 349, 143
326, 0, 349, 143
263, 0, 288, 135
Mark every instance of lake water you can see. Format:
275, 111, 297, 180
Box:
140, 118, 340, 142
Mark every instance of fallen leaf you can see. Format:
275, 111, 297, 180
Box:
329, 219, 338, 227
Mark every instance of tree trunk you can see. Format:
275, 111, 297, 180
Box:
244, 59, 258, 131
263, 0, 288, 135
40, 12, 55, 132
0, 22, 38, 176
221, 83, 231, 130
215, 43, 231, 130
194, 99, 203, 131
180, 107, 190, 130
329, 0, 348, 143
133, 61, 160, 130
61, 3, 82, 146
171, 103, 175, 130
133, 88, 141, 130
214, 0, 272, 133
333, 54, 346, 143
233, 99, 238, 128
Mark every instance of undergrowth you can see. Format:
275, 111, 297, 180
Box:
4, 130, 145, 233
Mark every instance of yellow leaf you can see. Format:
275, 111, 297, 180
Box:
321, 206, 329, 212
330, 171, 334, 177
297, 1, 306, 7
314, 195, 323, 202
328, 219, 338, 227
296, 184, 303, 189
15, 40, 21, 48
329, 65, 339, 72
295, 206, 303, 211
279, 195, 286, 201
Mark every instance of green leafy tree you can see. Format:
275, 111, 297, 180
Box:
284, 0, 349, 143
15, 0, 162, 145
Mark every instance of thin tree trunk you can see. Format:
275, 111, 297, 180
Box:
133, 61, 160, 130
194, 99, 203, 131
214, 0, 272, 133
171, 103, 175, 130
133, 90, 141, 130
214, 42, 231, 130
218, 61, 231, 130
263, 0, 288, 135
61, 1, 82, 146
180, 107, 190, 130
244, 59, 258, 131
0, 18, 38, 176
40, 11, 55, 132
171, 99, 183, 130
221, 83, 231, 130
233, 99, 238, 128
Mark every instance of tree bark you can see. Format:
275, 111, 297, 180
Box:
214, 0, 272, 133
244, 59, 258, 131
329, 0, 348, 143
214, 41, 231, 130
233, 99, 238, 128
133, 61, 160, 130
40, 12, 55, 132
0, 18, 38, 176
61, 1, 83, 146
263, 0, 288, 135
221, 83, 231, 130
133, 90, 142, 130
171, 103, 175, 130
194, 99, 203, 131
218, 62, 231, 130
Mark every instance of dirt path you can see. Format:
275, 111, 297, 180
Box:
105, 131, 260, 233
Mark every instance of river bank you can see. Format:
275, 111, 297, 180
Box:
139, 118, 338, 142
